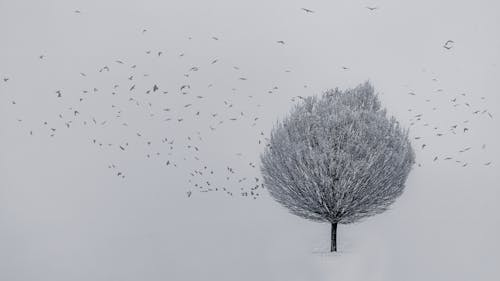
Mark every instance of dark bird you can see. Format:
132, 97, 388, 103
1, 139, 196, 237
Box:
153, 84, 159, 92
443, 40, 454, 50
366, 6, 379, 11
277, 40, 285, 44
301, 8, 315, 13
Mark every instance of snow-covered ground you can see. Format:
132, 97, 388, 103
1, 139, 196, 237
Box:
1, 1, 499, 280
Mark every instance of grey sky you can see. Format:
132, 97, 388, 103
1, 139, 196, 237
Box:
1, 1, 499, 280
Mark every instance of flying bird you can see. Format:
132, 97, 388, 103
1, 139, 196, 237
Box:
301, 8, 315, 13
443, 40, 454, 50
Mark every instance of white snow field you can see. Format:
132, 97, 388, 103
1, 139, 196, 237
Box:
1, 1, 499, 280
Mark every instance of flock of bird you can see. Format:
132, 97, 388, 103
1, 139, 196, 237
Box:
1, 6, 495, 200
406, 82, 494, 168
4, 44, 268, 199
404, 42, 494, 169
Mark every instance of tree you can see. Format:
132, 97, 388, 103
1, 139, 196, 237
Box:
260, 82, 415, 252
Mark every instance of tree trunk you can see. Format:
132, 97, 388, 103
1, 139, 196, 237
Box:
331, 222, 337, 252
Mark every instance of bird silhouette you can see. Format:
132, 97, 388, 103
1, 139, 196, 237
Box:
443, 40, 454, 50
301, 8, 315, 13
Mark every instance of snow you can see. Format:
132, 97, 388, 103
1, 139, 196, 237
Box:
1, 0, 500, 280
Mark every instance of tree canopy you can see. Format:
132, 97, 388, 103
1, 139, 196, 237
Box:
261, 82, 415, 225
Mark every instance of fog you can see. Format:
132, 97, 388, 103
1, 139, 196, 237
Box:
1, 1, 499, 280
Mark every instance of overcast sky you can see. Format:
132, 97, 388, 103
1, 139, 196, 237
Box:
1, 1, 499, 281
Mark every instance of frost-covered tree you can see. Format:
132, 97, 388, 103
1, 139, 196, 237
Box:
260, 82, 415, 252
